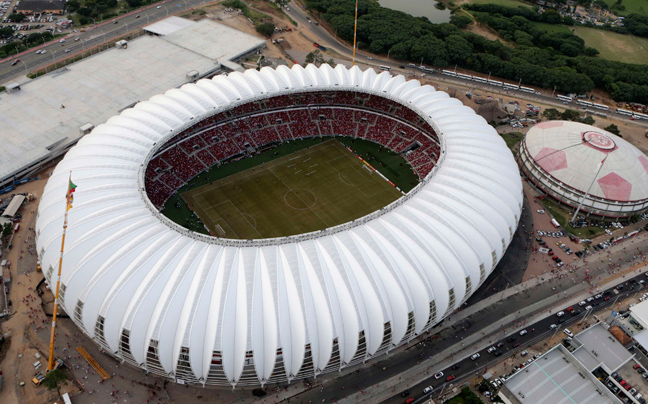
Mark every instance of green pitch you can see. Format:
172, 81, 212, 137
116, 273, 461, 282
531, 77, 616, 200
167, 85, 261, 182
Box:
182, 139, 403, 239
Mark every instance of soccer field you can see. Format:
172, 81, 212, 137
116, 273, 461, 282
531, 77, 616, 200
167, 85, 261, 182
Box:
182, 139, 403, 239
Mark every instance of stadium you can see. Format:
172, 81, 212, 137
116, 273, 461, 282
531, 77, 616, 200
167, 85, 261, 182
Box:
35, 64, 522, 387
519, 121, 648, 218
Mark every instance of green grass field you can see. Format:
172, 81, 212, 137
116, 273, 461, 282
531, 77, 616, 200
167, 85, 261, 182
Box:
601, 0, 648, 16
572, 26, 648, 64
181, 139, 404, 239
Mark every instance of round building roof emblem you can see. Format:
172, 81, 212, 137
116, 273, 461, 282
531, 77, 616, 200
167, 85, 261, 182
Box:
583, 131, 616, 151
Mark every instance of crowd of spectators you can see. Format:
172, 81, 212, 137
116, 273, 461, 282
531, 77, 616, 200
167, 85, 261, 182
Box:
144, 91, 442, 209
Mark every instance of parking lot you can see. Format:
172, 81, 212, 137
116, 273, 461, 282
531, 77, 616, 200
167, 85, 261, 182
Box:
609, 360, 648, 403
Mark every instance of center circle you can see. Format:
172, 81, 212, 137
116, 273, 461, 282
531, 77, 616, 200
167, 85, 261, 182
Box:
284, 188, 317, 210
583, 131, 616, 150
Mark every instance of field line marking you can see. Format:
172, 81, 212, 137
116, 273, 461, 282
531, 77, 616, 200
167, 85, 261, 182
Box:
269, 169, 330, 229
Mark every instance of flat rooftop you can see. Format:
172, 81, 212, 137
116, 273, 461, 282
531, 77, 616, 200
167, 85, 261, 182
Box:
504, 346, 621, 404
572, 323, 633, 372
0, 17, 266, 187
160, 19, 266, 62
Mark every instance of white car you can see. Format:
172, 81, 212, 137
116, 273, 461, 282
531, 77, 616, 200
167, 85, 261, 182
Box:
59, 38, 65, 43
471, 353, 480, 360
519, 330, 528, 336
578, 301, 586, 306
487, 346, 497, 353
41, 50, 46, 54
537, 210, 545, 214
557, 311, 565, 317
549, 324, 557, 330
564, 329, 574, 338
156, 5, 162, 8
424, 386, 433, 393
434, 372, 443, 379
585, 305, 593, 311
64, 49, 70, 53
36, 49, 42, 54
595, 294, 603, 299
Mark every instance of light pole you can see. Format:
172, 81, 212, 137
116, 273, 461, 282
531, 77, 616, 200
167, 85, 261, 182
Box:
20, 59, 28, 74
387, 47, 392, 62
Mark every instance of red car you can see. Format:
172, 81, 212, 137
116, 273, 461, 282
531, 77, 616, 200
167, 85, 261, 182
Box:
566, 307, 574, 312
620, 380, 627, 386
446, 375, 456, 382
634, 364, 641, 370
625, 384, 632, 390
604, 296, 610, 301
405, 398, 415, 404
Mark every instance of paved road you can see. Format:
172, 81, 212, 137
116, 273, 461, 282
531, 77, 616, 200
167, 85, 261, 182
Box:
0, 0, 214, 84
286, 225, 648, 404
385, 275, 646, 404
284, 6, 648, 128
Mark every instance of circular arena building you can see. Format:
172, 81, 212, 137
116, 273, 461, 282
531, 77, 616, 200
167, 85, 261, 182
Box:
519, 121, 648, 218
35, 64, 522, 387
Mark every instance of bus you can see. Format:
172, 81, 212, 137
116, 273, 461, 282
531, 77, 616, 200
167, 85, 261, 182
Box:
520, 86, 535, 93
488, 80, 503, 87
473, 76, 488, 83
442, 70, 457, 77
576, 99, 593, 107
556, 95, 572, 103
592, 103, 609, 111
457, 73, 472, 80
616, 108, 633, 116
379, 65, 391, 71
634, 112, 648, 120
503, 83, 519, 90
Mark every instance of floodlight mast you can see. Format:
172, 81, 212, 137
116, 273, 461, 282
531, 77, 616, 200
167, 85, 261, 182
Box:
352, 0, 358, 66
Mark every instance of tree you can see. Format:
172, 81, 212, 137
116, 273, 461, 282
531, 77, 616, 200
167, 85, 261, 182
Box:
8, 13, 26, 22
66, 0, 80, 11
561, 109, 581, 121
256, 22, 275, 38
449, 15, 472, 29
605, 124, 621, 136
581, 115, 596, 125
542, 108, 562, 120
43, 369, 68, 397
2, 222, 12, 243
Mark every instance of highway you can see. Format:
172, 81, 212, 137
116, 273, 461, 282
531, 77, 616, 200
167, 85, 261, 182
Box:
0, 0, 213, 84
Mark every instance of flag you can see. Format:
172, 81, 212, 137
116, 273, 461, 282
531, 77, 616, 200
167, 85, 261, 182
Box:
66, 177, 77, 211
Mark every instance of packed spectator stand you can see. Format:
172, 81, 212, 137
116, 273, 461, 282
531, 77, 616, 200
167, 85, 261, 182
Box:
145, 90, 441, 209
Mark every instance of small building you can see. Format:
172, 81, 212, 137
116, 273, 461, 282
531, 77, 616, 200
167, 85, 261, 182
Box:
1, 195, 25, 218
16, 0, 65, 15
501, 323, 630, 404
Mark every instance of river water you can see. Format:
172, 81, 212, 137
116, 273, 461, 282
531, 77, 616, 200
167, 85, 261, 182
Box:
378, 0, 452, 24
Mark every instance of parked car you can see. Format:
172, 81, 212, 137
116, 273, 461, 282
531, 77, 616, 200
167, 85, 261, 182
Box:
471, 353, 481, 360
564, 329, 574, 338
446, 375, 456, 382
434, 372, 444, 379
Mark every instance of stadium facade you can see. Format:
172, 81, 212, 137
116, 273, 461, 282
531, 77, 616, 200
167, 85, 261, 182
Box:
519, 121, 648, 217
35, 64, 522, 387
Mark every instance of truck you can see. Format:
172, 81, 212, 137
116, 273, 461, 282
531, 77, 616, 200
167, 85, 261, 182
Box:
31, 372, 45, 386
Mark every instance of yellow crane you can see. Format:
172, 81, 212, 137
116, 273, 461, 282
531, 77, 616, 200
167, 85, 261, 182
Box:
47, 174, 77, 371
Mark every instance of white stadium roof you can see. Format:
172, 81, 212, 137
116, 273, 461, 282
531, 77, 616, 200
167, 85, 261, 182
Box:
525, 121, 648, 203
35, 64, 522, 387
